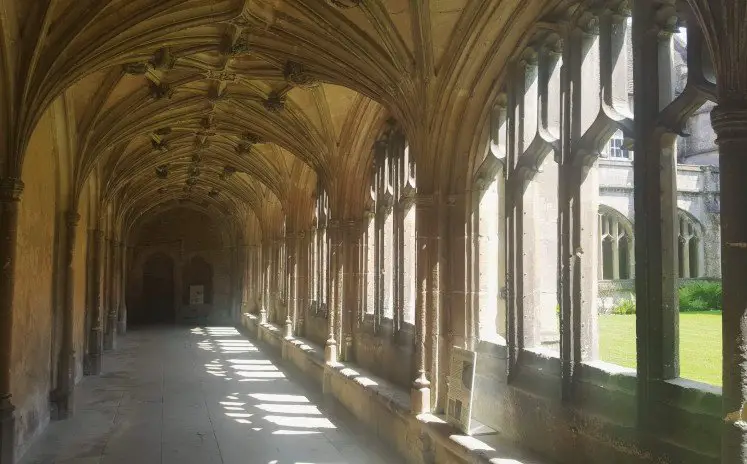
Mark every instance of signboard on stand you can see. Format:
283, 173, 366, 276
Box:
189, 285, 204, 305
446, 346, 477, 435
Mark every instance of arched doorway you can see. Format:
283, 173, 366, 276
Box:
135, 253, 175, 325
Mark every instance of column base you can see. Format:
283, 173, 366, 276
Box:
0, 394, 15, 464
410, 385, 431, 414
49, 388, 75, 421
283, 320, 293, 339
259, 310, 267, 324
117, 319, 126, 335
324, 342, 338, 364
84, 353, 102, 376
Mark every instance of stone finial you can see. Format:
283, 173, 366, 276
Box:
0, 178, 24, 202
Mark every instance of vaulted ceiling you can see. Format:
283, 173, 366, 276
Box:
0, 0, 572, 242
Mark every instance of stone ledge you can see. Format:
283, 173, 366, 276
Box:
241, 317, 552, 464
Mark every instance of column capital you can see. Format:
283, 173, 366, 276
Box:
712, 105, 747, 145
65, 212, 81, 227
0, 178, 24, 202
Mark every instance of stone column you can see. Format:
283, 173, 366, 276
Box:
284, 233, 295, 339
117, 243, 127, 335
325, 220, 340, 363
343, 220, 358, 361
412, 196, 433, 413
104, 238, 117, 350
259, 243, 268, 324
240, 243, 250, 321
86, 229, 104, 375
0, 178, 23, 464
296, 235, 307, 335
51, 211, 80, 419
712, 105, 747, 462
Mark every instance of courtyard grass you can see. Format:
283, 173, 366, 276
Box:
599, 311, 722, 386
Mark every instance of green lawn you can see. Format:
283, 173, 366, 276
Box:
599, 312, 722, 386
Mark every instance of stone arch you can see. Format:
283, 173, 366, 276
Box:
677, 208, 704, 279
599, 205, 635, 281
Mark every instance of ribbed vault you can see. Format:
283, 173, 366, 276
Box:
0, 0, 570, 244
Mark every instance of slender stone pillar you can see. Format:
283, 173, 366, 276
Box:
240, 243, 250, 321
117, 242, 127, 335
712, 105, 747, 463
296, 236, 307, 335
284, 233, 295, 339
51, 211, 80, 419
104, 238, 117, 350
86, 229, 104, 375
259, 243, 268, 324
0, 178, 23, 464
412, 196, 433, 413
343, 220, 358, 361
325, 220, 340, 363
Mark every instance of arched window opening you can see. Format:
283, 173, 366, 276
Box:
677, 211, 703, 279
312, 187, 330, 316
599, 208, 634, 280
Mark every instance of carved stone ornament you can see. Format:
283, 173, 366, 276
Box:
155, 165, 169, 179
152, 139, 169, 152
284, 61, 319, 88
263, 92, 286, 112
123, 62, 148, 75
221, 34, 250, 57
327, 0, 360, 8
149, 81, 173, 100
208, 188, 220, 198
186, 177, 198, 187
152, 47, 176, 70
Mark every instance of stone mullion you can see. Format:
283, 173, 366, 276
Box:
0, 178, 23, 464
325, 221, 340, 362
411, 196, 434, 413
52, 211, 80, 419
611, 220, 621, 280
86, 229, 105, 376
631, 1, 679, 431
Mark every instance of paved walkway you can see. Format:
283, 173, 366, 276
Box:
22, 326, 404, 464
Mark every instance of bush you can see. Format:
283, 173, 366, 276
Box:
612, 295, 636, 315
679, 281, 722, 312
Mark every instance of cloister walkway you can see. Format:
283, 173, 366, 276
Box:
21, 326, 402, 464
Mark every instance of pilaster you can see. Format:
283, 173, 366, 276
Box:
85, 229, 104, 375
0, 178, 23, 464
104, 238, 117, 351
51, 211, 80, 420
117, 242, 127, 335
325, 220, 341, 363
411, 194, 434, 413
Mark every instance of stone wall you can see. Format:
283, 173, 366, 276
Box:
10, 110, 58, 456
126, 208, 235, 326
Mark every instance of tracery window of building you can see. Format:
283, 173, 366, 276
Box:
472, 100, 508, 343
311, 188, 329, 317
602, 130, 632, 160
677, 211, 702, 279
373, 126, 415, 328
599, 208, 634, 280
